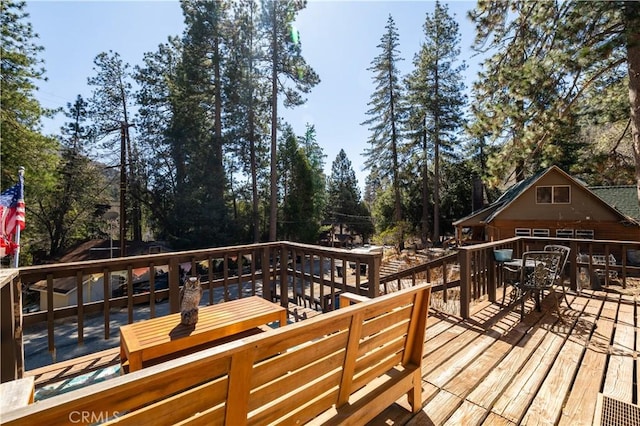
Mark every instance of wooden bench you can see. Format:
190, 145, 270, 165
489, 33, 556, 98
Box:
120, 296, 287, 372
2, 284, 431, 425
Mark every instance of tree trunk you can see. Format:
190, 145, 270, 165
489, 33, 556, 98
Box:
249, 2, 260, 243
421, 121, 429, 246
624, 2, 640, 206
269, 1, 278, 242
433, 61, 440, 245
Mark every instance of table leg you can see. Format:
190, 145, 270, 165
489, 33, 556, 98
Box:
129, 354, 143, 372
278, 310, 287, 327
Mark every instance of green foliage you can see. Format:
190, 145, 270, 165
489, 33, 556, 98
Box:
262, 0, 320, 241
404, 1, 466, 242
326, 149, 373, 242
1, 0, 59, 261
278, 125, 321, 243
469, 1, 637, 189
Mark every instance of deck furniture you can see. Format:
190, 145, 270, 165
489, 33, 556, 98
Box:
543, 244, 571, 306
3, 284, 431, 426
119, 296, 287, 372
494, 249, 514, 306
513, 251, 563, 320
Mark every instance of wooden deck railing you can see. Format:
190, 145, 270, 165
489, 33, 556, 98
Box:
456, 236, 640, 317
16, 242, 383, 360
6, 237, 639, 381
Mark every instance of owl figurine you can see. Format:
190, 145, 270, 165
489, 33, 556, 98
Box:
180, 276, 202, 326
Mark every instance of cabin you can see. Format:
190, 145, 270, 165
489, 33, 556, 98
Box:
454, 165, 640, 244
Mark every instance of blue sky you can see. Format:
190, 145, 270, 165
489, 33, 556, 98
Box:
26, 0, 480, 190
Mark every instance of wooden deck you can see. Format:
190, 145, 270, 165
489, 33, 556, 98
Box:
372, 287, 638, 425
22, 288, 638, 425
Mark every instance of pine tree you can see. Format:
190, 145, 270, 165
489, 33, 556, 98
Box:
362, 15, 406, 249
0, 0, 57, 190
262, 0, 320, 241
327, 149, 360, 236
327, 149, 373, 243
405, 1, 466, 244
469, 0, 640, 200
87, 50, 141, 248
298, 123, 326, 226
278, 125, 317, 242
134, 37, 183, 239
225, 0, 271, 242
168, 0, 230, 248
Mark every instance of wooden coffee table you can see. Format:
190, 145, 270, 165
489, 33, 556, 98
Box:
120, 296, 287, 372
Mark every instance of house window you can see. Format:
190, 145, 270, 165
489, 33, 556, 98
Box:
575, 229, 594, 239
556, 229, 574, 238
515, 228, 531, 236
536, 185, 571, 204
533, 229, 550, 237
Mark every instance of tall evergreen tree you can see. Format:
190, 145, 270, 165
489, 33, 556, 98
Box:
168, 0, 230, 248
262, 0, 320, 241
1, 0, 58, 262
327, 149, 373, 242
469, 0, 640, 202
362, 15, 406, 249
405, 1, 466, 244
0, 0, 57, 190
225, 0, 271, 242
87, 50, 141, 248
135, 37, 183, 239
298, 123, 326, 226
327, 149, 360, 236
278, 125, 317, 242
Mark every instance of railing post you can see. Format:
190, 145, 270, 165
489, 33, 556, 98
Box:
367, 254, 381, 298
261, 247, 272, 301
458, 248, 471, 319
569, 240, 578, 291
1, 270, 20, 382
279, 244, 289, 307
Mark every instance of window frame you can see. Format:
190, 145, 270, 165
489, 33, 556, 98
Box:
535, 185, 571, 204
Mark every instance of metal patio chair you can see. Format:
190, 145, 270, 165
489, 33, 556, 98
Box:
515, 251, 564, 321
544, 244, 572, 307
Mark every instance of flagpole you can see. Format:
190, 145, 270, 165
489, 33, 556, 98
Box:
12, 167, 24, 268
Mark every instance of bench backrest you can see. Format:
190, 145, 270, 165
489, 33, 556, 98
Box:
3, 284, 431, 426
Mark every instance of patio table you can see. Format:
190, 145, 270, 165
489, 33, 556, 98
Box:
120, 296, 287, 372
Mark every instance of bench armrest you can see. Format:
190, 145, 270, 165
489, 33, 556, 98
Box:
339, 292, 370, 308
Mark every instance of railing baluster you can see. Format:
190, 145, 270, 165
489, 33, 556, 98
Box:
127, 266, 134, 324
149, 263, 156, 318
46, 273, 55, 359
102, 268, 110, 339
208, 257, 214, 305
76, 271, 83, 345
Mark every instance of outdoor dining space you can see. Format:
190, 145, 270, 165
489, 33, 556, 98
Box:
1, 238, 639, 424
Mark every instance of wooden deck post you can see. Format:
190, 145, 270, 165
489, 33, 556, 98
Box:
367, 254, 382, 298
1, 269, 20, 382
458, 248, 471, 319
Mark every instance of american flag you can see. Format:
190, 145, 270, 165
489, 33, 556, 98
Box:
0, 175, 25, 256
